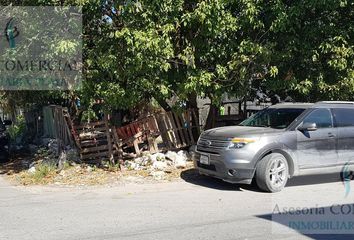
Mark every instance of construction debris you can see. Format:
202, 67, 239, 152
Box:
3, 146, 195, 186
123, 150, 189, 172
3, 105, 201, 186
22, 137, 81, 175
152, 161, 168, 171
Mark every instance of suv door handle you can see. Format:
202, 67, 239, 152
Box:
328, 133, 336, 138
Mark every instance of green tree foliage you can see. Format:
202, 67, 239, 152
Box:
0, 0, 353, 117
83, 0, 274, 111
266, 0, 354, 101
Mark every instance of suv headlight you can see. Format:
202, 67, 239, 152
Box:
228, 138, 256, 149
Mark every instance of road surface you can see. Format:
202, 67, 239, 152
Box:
1, 170, 354, 240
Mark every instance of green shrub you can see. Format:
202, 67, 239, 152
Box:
23, 163, 57, 185
8, 115, 26, 141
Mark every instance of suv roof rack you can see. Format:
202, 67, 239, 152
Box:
316, 101, 354, 105
276, 102, 313, 104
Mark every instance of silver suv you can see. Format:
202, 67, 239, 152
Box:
195, 102, 354, 192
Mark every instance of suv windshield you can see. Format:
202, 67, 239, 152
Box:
239, 108, 305, 129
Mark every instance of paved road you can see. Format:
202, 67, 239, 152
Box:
1, 171, 354, 240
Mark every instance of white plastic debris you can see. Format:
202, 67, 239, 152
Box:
174, 155, 187, 169
165, 151, 178, 162
126, 150, 190, 172
28, 166, 36, 174
152, 161, 168, 171
135, 156, 150, 166
165, 150, 188, 168
134, 157, 144, 165
124, 161, 139, 170
86, 166, 93, 172
149, 153, 166, 162
177, 150, 190, 161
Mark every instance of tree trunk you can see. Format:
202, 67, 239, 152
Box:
152, 94, 172, 112
204, 98, 218, 130
111, 109, 123, 127
187, 93, 200, 140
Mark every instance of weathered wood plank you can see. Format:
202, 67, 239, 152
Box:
156, 114, 171, 149
104, 115, 114, 164
185, 111, 195, 144
173, 112, 186, 147
179, 112, 189, 146
81, 144, 109, 153
75, 121, 106, 130
81, 151, 110, 160
167, 111, 181, 148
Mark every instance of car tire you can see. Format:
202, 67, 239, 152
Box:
256, 153, 289, 192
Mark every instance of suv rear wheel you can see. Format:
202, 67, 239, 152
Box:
256, 153, 289, 192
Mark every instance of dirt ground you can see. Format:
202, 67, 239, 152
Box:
0, 154, 196, 187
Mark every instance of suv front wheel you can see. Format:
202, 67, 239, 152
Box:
256, 153, 289, 192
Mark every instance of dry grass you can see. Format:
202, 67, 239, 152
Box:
2, 157, 194, 186
15, 164, 57, 185
11, 164, 121, 186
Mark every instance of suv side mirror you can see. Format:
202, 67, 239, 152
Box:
3, 120, 12, 126
298, 122, 317, 131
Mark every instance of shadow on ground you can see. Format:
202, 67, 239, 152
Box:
287, 173, 342, 187
180, 168, 262, 192
0, 154, 31, 175
181, 169, 344, 192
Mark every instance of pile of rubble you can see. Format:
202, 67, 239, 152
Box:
16, 136, 196, 183
26, 138, 80, 174
124, 150, 192, 180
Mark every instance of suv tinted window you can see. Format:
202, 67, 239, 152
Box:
333, 108, 354, 127
303, 108, 333, 128
240, 108, 305, 129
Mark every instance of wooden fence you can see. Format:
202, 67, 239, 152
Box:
40, 106, 200, 162
116, 116, 159, 142
116, 116, 159, 155
73, 118, 122, 162
41, 106, 121, 162
114, 110, 200, 154
156, 110, 200, 149
24, 108, 43, 140
42, 106, 74, 147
